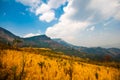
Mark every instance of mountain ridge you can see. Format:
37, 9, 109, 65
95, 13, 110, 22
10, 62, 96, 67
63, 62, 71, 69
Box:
0, 27, 20, 42
0, 27, 120, 61
0, 27, 85, 58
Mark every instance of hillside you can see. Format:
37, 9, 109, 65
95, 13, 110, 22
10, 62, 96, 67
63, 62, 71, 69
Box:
0, 48, 120, 80
0, 27, 20, 43
53, 39, 120, 61
0, 27, 85, 58
0, 27, 120, 61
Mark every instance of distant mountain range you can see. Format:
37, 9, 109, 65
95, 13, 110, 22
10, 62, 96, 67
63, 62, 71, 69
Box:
52, 37, 120, 61
0, 27, 120, 61
0, 27, 84, 57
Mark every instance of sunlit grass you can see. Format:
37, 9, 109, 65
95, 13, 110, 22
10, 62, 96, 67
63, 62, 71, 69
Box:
0, 48, 120, 80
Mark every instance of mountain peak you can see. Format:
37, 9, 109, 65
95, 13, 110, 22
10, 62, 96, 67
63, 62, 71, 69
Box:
0, 27, 19, 42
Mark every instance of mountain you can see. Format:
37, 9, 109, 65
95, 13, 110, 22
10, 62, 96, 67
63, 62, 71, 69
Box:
75, 47, 120, 56
0, 27, 21, 49
22, 35, 85, 57
53, 38, 82, 49
0, 27, 84, 57
53, 38, 120, 56
0, 27, 120, 61
53, 38, 120, 61
23, 35, 67, 49
53, 38, 74, 47
0, 27, 20, 42
108, 48, 120, 55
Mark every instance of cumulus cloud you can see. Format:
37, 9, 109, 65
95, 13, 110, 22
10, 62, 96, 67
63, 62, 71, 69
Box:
46, 0, 120, 47
46, 21, 89, 38
48, 0, 66, 9
39, 11, 55, 22
88, 0, 120, 21
46, 0, 91, 40
35, 3, 50, 15
16, 0, 67, 22
16, 0, 120, 47
16, 0, 40, 8
16, 0, 41, 13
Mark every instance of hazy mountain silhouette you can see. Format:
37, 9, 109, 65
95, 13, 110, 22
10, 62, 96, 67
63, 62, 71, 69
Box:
0, 27, 84, 57
0, 27, 120, 61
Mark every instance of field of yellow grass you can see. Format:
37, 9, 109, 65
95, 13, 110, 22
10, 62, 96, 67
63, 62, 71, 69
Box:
0, 48, 120, 80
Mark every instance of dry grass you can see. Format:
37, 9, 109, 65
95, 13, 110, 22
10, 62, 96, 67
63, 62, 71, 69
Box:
0, 48, 120, 80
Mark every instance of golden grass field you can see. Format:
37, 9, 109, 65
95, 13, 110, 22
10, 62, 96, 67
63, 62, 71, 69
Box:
0, 48, 120, 80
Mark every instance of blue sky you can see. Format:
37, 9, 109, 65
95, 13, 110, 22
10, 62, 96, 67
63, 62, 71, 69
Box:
0, 0, 60, 35
0, 0, 120, 48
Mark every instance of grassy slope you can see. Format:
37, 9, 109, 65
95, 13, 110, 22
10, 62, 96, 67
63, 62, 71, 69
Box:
0, 48, 120, 80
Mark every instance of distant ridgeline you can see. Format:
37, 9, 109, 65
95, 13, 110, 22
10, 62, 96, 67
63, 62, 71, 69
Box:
0, 27, 120, 62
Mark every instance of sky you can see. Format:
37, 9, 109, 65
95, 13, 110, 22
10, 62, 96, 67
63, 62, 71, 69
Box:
0, 0, 120, 48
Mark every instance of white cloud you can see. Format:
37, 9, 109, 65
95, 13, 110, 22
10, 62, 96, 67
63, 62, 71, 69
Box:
46, 0, 90, 42
16, 0, 67, 22
16, 0, 41, 13
46, 21, 89, 38
35, 3, 56, 22
48, 0, 67, 9
114, 10, 120, 20
88, 0, 120, 20
39, 11, 55, 22
23, 33, 40, 38
16, 0, 120, 47
23, 30, 41, 38
16, 0, 120, 22
16, 0, 40, 7
36, 3, 50, 15
87, 26, 95, 31
46, 0, 120, 47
